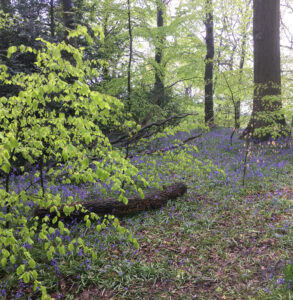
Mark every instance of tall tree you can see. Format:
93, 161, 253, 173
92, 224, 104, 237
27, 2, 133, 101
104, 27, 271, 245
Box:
245, 0, 286, 139
153, 0, 166, 107
234, 0, 252, 128
204, 0, 214, 124
127, 0, 133, 105
62, 0, 75, 34
49, 0, 55, 38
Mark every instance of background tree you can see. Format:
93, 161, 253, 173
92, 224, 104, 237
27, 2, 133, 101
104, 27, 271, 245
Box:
152, 0, 167, 107
62, 0, 75, 31
213, 0, 252, 128
244, 0, 287, 139
204, 0, 214, 124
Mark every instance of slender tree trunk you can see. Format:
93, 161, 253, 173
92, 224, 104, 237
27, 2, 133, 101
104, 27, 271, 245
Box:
236, 0, 252, 129
204, 0, 214, 124
49, 0, 55, 38
245, 0, 287, 140
102, 15, 110, 81
153, 0, 166, 107
235, 39, 246, 128
127, 0, 133, 108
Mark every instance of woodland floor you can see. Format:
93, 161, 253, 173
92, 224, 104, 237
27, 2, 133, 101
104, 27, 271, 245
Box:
3, 128, 293, 299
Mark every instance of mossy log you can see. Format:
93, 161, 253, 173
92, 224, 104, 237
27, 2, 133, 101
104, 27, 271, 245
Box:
34, 182, 187, 219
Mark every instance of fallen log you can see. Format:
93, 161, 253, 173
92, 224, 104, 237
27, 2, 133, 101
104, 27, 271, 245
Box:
34, 182, 187, 220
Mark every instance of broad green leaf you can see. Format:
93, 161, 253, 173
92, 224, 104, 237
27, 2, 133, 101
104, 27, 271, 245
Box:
28, 259, 36, 269
1, 163, 10, 174
16, 264, 25, 275
7, 46, 17, 58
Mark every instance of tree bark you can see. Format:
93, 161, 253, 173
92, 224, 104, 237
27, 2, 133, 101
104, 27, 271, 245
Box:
153, 0, 166, 107
34, 182, 187, 219
127, 0, 133, 109
244, 0, 287, 140
62, 0, 75, 34
204, 0, 215, 124
49, 0, 55, 38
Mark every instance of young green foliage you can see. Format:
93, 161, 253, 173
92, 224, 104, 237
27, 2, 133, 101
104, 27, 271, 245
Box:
0, 25, 145, 298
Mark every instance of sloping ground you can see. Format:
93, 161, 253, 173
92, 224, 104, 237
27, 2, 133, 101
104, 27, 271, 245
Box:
54, 131, 293, 300
70, 186, 293, 300
3, 129, 292, 299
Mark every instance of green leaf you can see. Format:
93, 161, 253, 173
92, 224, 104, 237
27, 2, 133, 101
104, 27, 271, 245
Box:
86, 219, 91, 228
39, 232, 47, 240
28, 259, 36, 269
81, 157, 89, 170
68, 243, 74, 251
22, 272, 30, 284
1, 163, 10, 174
1, 257, 7, 267
138, 188, 144, 199
96, 168, 109, 182
2, 248, 10, 258
133, 238, 139, 249
16, 264, 25, 275
44, 242, 50, 250
7, 46, 17, 58
10, 255, 16, 264
10, 136, 18, 149
31, 270, 38, 279
58, 245, 65, 255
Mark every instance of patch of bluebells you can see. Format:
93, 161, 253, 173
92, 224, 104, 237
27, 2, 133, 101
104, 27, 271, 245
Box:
51, 258, 61, 276
12, 127, 290, 201
0, 282, 7, 298
126, 128, 292, 192
15, 280, 27, 299
1, 127, 291, 297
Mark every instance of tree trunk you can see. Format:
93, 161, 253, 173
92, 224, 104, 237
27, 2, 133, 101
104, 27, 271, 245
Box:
153, 0, 166, 107
49, 0, 55, 38
34, 182, 187, 219
127, 0, 133, 109
236, 37, 247, 128
244, 0, 287, 140
236, 0, 252, 128
204, 0, 215, 125
62, 0, 75, 34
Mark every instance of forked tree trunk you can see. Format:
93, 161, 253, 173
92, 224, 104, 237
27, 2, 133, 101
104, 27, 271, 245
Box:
204, 0, 215, 124
244, 0, 287, 140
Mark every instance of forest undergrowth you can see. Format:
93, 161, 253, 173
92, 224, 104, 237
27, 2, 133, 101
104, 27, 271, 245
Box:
1, 128, 293, 300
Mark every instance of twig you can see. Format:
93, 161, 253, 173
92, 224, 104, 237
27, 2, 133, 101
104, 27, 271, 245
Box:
110, 113, 197, 146
242, 138, 251, 186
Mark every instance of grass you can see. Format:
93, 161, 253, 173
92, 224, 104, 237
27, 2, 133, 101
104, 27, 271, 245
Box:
1, 128, 293, 299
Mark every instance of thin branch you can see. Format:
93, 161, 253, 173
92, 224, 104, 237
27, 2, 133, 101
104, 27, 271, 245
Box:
110, 113, 197, 146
